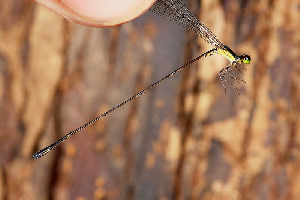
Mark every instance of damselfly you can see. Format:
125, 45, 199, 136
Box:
150, 0, 251, 92
33, 0, 251, 159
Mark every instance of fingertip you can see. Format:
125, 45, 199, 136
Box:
35, 0, 156, 27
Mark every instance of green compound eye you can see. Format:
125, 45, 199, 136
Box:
240, 54, 251, 64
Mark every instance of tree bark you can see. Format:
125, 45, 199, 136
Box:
0, 0, 299, 199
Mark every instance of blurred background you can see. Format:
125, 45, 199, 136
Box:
0, 0, 299, 199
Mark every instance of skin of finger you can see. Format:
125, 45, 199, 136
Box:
33, 0, 156, 27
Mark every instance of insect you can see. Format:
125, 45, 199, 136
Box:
150, 0, 251, 92
33, 0, 251, 159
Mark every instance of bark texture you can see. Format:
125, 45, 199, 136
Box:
0, 0, 299, 199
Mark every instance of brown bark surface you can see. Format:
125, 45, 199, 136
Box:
0, 0, 299, 199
